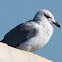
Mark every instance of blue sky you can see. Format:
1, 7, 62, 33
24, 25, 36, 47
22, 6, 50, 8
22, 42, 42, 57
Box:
0, 0, 62, 62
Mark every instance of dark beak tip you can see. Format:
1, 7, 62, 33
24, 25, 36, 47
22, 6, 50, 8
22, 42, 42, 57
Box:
57, 24, 62, 28
59, 25, 62, 28
53, 22, 62, 28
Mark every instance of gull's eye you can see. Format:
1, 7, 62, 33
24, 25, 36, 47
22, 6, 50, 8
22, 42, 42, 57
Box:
44, 14, 51, 18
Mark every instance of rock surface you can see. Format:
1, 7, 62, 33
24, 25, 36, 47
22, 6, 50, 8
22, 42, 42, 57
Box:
0, 42, 52, 62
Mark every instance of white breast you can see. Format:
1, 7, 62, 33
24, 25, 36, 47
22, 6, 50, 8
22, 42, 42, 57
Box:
17, 22, 53, 52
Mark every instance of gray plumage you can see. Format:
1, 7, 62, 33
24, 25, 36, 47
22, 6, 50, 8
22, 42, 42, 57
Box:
2, 21, 37, 48
0, 9, 61, 52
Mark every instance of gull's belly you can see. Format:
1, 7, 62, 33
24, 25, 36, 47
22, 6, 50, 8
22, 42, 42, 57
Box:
17, 24, 53, 52
29, 25, 53, 52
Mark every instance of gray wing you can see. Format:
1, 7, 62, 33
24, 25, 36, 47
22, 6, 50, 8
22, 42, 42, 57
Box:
2, 22, 37, 47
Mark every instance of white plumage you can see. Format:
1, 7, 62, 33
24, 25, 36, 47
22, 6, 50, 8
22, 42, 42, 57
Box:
17, 15, 53, 52
1, 9, 61, 52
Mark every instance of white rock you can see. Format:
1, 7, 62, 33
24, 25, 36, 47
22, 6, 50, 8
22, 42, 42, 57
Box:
0, 42, 52, 62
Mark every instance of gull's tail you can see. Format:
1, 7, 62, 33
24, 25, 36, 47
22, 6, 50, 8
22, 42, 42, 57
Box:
0, 39, 4, 42
0, 40, 2, 42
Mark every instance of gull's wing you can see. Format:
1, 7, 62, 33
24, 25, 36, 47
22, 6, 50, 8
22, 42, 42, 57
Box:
2, 21, 37, 47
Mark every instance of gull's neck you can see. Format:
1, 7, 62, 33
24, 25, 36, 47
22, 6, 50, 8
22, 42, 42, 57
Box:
33, 15, 53, 30
33, 11, 47, 25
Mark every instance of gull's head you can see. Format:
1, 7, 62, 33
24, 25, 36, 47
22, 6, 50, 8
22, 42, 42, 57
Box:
34, 9, 61, 28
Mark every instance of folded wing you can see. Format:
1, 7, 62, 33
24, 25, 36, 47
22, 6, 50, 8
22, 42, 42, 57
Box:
2, 22, 37, 47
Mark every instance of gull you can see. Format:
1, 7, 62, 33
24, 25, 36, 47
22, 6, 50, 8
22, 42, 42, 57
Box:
0, 9, 61, 52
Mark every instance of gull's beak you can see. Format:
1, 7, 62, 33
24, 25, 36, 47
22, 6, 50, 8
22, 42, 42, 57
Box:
53, 22, 61, 28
